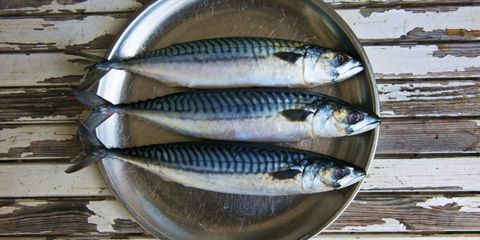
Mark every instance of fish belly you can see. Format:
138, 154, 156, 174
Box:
130, 111, 313, 142
125, 57, 304, 88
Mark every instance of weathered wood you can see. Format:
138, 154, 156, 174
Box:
2, 236, 480, 240
1, 157, 479, 197
1, 43, 480, 87
0, 124, 80, 160
0, 79, 477, 124
2, 117, 478, 161
1, 193, 480, 235
1, 0, 480, 16
0, 88, 87, 124
378, 80, 480, 118
1, 6, 480, 51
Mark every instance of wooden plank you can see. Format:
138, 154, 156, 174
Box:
2, 236, 480, 240
0, 88, 87, 124
1, 44, 480, 87
1, 117, 478, 161
0, 14, 129, 51
376, 118, 480, 154
378, 80, 480, 118
1, 0, 480, 16
339, 6, 480, 43
1, 6, 480, 51
0, 79, 477, 124
1, 157, 479, 197
0, 124, 80, 160
1, 193, 480, 235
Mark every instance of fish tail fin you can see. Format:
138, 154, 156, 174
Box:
64, 50, 124, 90
65, 122, 107, 173
71, 86, 111, 107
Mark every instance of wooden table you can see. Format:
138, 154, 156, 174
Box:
1, 0, 479, 239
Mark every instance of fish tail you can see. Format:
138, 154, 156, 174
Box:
65, 122, 106, 173
64, 50, 124, 90
72, 86, 111, 107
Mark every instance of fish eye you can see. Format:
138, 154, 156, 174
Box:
347, 111, 364, 124
333, 167, 350, 179
336, 54, 348, 65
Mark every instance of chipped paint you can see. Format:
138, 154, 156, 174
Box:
20, 152, 34, 158
341, 218, 407, 231
471, 120, 480, 127
0, 206, 21, 215
86, 200, 134, 232
338, 7, 480, 40
0, 125, 74, 154
0, 16, 127, 51
416, 196, 480, 212
17, 200, 49, 207
366, 45, 480, 77
378, 81, 477, 102
380, 110, 396, 116
1, 0, 142, 14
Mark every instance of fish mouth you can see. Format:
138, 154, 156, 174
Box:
336, 64, 364, 81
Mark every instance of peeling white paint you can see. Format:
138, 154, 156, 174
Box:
0, 206, 21, 215
367, 45, 480, 77
18, 200, 49, 207
6, 0, 142, 13
0, 16, 126, 51
339, 7, 480, 39
471, 120, 480, 127
342, 218, 407, 232
20, 152, 34, 158
86, 200, 134, 232
378, 81, 477, 102
380, 110, 396, 116
0, 125, 75, 154
416, 196, 480, 212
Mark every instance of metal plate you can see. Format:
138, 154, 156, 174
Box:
89, 0, 380, 239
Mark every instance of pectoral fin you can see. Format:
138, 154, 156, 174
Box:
271, 169, 302, 180
280, 109, 313, 121
274, 52, 303, 63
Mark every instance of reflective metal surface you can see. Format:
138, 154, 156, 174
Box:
91, 0, 380, 239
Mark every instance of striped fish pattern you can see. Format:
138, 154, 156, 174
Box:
66, 133, 366, 195
122, 141, 308, 174
76, 37, 363, 88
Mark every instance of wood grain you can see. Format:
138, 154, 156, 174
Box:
1, 193, 480, 236
1, 0, 480, 16
1, 156, 479, 197
1, 43, 480, 87
1, 6, 480, 51
0, 79, 477, 124
1, 117, 478, 161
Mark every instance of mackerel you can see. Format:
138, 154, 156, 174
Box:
67, 37, 363, 89
75, 88, 380, 141
65, 124, 366, 196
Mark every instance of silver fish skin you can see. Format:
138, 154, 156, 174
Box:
70, 37, 363, 88
74, 88, 380, 142
65, 129, 366, 196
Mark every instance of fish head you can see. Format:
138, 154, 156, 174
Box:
313, 103, 380, 137
304, 47, 363, 85
303, 159, 366, 192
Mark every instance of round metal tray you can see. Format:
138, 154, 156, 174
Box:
90, 0, 380, 239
